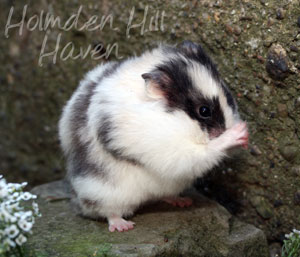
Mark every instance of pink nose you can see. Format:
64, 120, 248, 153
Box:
209, 129, 224, 139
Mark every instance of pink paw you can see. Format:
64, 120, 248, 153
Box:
108, 217, 135, 232
229, 122, 249, 149
210, 122, 248, 151
163, 197, 193, 208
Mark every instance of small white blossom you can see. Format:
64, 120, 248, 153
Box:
7, 187, 14, 194
22, 210, 33, 221
21, 192, 34, 201
7, 183, 23, 191
292, 229, 300, 235
21, 182, 28, 187
18, 219, 33, 232
0, 184, 8, 198
0, 179, 8, 194
4, 238, 16, 247
0, 175, 41, 255
4, 225, 19, 238
283, 228, 300, 256
14, 211, 24, 218
1, 205, 17, 223
15, 234, 27, 246
285, 232, 293, 239
32, 202, 39, 214
6, 202, 19, 211
11, 192, 20, 199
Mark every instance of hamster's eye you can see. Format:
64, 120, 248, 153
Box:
199, 106, 211, 118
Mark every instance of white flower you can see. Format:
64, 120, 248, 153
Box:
15, 234, 27, 246
7, 187, 14, 194
6, 202, 20, 212
22, 210, 33, 219
0, 187, 8, 198
285, 232, 294, 239
1, 204, 17, 223
18, 219, 33, 232
5, 224, 19, 238
0, 179, 8, 198
4, 238, 16, 247
21, 192, 34, 201
32, 202, 39, 215
12, 192, 19, 198
14, 211, 24, 218
7, 182, 23, 191
293, 229, 300, 235
0, 175, 41, 253
21, 182, 28, 187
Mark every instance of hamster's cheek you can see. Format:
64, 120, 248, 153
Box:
208, 128, 225, 140
195, 131, 209, 145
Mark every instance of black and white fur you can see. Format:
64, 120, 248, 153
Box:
58, 41, 248, 232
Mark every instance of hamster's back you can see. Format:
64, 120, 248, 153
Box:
58, 62, 120, 156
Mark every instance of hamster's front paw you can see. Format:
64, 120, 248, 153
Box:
209, 122, 248, 151
162, 196, 193, 207
225, 122, 248, 149
108, 216, 135, 232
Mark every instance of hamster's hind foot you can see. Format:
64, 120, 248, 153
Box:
108, 215, 135, 232
162, 196, 193, 208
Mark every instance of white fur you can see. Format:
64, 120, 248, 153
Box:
188, 62, 220, 98
58, 63, 109, 154
59, 45, 241, 221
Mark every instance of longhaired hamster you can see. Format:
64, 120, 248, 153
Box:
59, 41, 248, 232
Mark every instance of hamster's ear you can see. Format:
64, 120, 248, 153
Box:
142, 71, 171, 100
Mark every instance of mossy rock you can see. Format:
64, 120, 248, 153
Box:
28, 181, 269, 257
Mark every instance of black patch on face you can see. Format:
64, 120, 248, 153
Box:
67, 62, 121, 177
220, 81, 237, 112
164, 41, 238, 113
98, 115, 140, 166
202, 97, 226, 133
144, 58, 226, 134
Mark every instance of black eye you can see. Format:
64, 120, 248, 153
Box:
199, 106, 211, 118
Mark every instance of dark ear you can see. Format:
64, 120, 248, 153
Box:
178, 40, 200, 55
141, 70, 171, 99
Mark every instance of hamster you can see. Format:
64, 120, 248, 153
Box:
58, 41, 248, 232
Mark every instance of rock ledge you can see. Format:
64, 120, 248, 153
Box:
29, 180, 269, 257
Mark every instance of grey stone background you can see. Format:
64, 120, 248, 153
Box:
0, 0, 299, 244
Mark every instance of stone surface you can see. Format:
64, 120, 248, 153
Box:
266, 44, 290, 80
269, 242, 282, 257
29, 181, 269, 257
279, 145, 299, 162
250, 196, 273, 220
